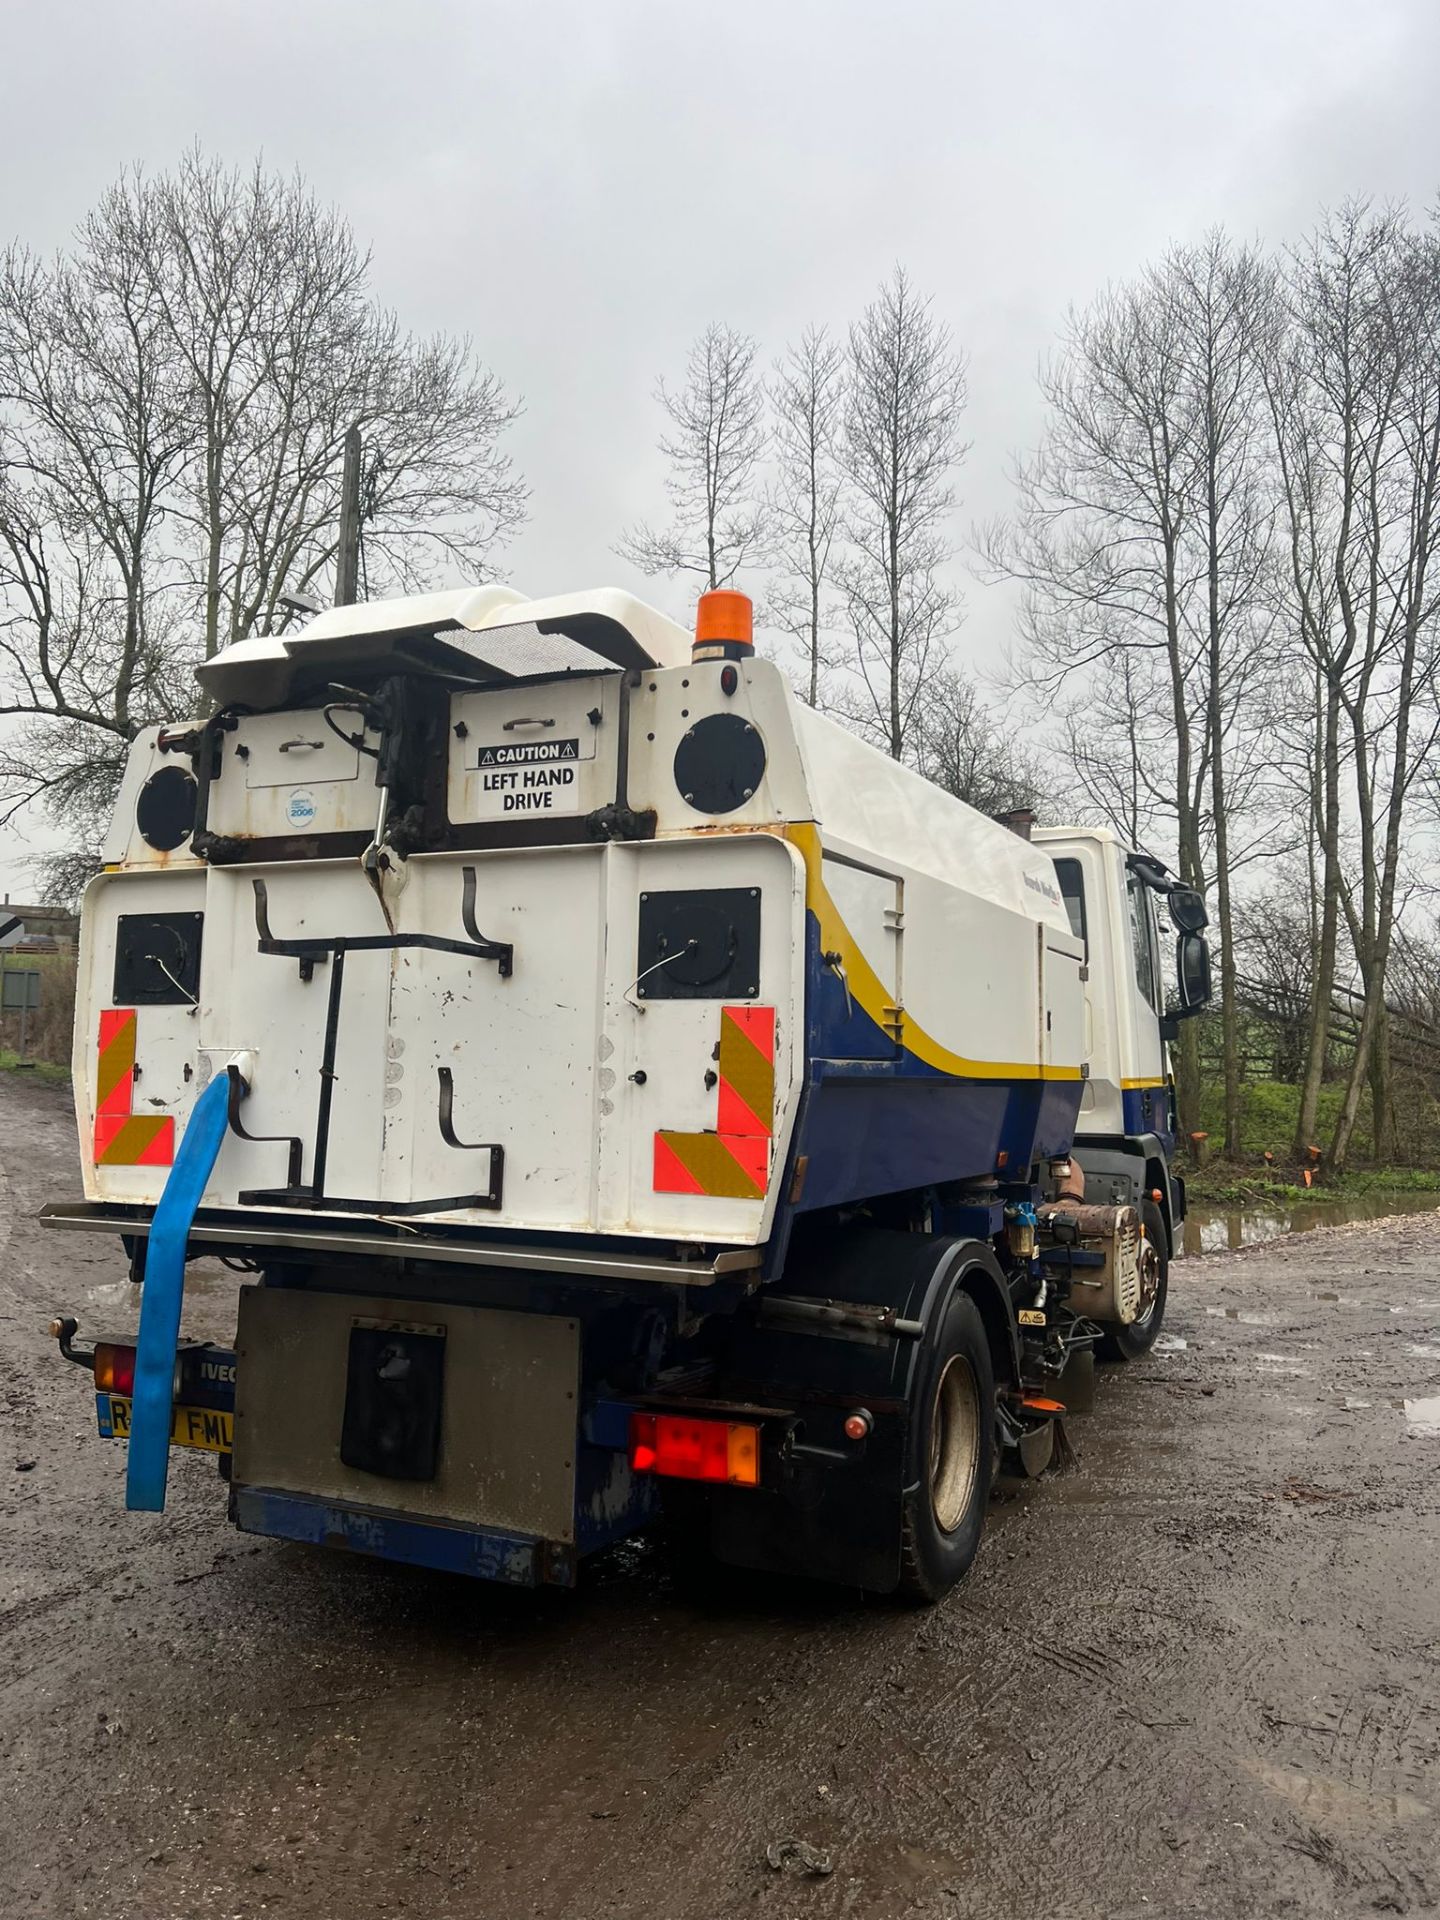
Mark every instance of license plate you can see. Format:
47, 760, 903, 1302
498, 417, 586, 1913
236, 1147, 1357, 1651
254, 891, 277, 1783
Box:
97, 1394, 233, 1454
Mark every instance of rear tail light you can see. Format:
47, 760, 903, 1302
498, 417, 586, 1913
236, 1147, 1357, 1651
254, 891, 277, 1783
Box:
629, 1412, 760, 1487
94, 1342, 137, 1396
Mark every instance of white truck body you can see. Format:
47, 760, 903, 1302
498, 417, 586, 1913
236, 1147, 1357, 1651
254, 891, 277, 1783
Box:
49, 584, 1206, 1599
73, 587, 1084, 1250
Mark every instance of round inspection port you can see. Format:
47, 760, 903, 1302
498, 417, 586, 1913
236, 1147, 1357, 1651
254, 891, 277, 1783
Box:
136, 764, 198, 850
672, 712, 766, 814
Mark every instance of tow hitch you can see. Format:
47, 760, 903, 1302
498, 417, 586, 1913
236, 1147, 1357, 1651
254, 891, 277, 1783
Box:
49, 1316, 238, 1461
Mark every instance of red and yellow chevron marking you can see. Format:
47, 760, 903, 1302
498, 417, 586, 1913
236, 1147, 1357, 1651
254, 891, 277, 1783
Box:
654, 1006, 775, 1200
93, 1009, 174, 1168
716, 1004, 775, 1137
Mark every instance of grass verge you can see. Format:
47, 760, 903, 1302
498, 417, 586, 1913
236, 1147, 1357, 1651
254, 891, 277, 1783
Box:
1187, 1163, 1440, 1206
0, 1048, 71, 1089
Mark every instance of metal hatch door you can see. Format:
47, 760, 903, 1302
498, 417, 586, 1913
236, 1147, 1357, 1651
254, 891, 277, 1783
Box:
377, 848, 605, 1230
197, 862, 391, 1209
598, 834, 805, 1245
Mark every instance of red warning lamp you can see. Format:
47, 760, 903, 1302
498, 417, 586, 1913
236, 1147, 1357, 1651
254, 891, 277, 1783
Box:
693, 589, 754, 664
628, 1411, 760, 1486
94, 1341, 137, 1396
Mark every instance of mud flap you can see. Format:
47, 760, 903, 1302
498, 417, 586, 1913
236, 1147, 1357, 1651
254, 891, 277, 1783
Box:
1057, 1346, 1096, 1415
704, 1414, 908, 1592
1016, 1422, 1055, 1477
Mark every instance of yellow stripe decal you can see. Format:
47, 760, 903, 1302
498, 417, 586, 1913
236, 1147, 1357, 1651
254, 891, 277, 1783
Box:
655, 1130, 767, 1199
717, 1008, 775, 1135
783, 822, 1083, 1085
96, 1114, 176, 1166
94, 1009, 175, 1166
96, 1010, 136, 1113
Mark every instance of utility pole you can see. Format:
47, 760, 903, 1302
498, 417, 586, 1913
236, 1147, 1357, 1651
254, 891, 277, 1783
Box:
334, 425, 362, 607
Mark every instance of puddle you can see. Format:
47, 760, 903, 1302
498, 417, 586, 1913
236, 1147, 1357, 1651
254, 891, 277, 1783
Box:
1153, 1333, 1188, 1353
1204, 1305, 1277, 1325
86, 1279, 136, 1310
1183, 1191, 1440, 1256
1403, 1395, 1440, 1438
1244, 1754, 1431, 1826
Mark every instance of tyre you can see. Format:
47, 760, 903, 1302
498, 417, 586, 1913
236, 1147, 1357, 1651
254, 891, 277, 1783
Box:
897, 1288, 996, 1603
1098, 1198, 1169, 1361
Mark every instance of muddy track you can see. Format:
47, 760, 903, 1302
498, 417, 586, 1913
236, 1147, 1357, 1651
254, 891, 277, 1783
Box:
2, 1072, 1438, 1918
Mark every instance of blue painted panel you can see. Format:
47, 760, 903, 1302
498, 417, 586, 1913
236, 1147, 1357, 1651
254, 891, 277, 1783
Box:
779, 911, 1086, 1216
794, 1075, 1008, 1212
804, 913, 899, 1063
231, 1486, 545, 1587
931, 1200, 1004, 1239
573, 1441, 658, 1554
1121, 1085, 1176, 1153
176, 1345, 238, 1412
1035, 1077, 1087, 1159
582, 1401, 634, 1450
791, 1070, 1085, 1215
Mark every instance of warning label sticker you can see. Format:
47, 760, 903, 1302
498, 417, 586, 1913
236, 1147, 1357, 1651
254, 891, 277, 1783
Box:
468, 736, 593, 815
472, 738, 585, 769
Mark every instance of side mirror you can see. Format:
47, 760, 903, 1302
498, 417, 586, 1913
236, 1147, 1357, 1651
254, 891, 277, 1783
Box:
1176, 931, 1212, 1012
1167, 885, 1209, 934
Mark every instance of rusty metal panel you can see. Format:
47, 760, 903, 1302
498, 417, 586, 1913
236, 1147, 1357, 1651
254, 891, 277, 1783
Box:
233, 1288, 580, 1541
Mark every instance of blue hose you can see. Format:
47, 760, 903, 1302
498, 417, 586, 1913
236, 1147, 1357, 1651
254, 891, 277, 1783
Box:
126, 1070, 233, 1512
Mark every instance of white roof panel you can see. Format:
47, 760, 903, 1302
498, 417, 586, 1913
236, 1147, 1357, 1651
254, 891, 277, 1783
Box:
196, 585, 693, 706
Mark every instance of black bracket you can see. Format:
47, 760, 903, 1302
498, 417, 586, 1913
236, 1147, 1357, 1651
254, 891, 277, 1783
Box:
460, 868, 514, 977
437, 1069, 505, 1207
225, 1063, 304, 1189
252, 876, 513, 977
241, 880, 510, 1212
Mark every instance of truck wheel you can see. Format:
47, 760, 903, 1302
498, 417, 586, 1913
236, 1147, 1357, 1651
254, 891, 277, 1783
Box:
897, 1289, 995, 1603
1099, 1200, 1169, 1361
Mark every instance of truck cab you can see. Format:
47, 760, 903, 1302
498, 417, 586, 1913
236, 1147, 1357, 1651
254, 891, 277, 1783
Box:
1034, 825, 1211, 1279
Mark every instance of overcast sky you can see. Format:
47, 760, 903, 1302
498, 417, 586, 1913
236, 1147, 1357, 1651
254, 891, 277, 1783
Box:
1, 0, 1438, 894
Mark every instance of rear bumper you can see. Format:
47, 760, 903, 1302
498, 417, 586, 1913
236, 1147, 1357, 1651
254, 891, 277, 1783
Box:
38, 1198, 761, 1288
231, 1486, 576, 1587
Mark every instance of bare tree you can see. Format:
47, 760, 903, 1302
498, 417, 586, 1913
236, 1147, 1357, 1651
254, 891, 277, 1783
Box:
1230, 881, 1319, 1082
1167, 234, 1278, 1154
978, 275, 1205, 887
1058, 649, 1170, 850
837, 269, 969, 760
767, 325, 845, 705
130, 154, 526, 654
911, 666, 1056, 816
1266, 204, 1440, 1173
618, 323, 768, 590
981, 236, 1277, 1136
0, 218, 194, 851
0, 153, 526, 890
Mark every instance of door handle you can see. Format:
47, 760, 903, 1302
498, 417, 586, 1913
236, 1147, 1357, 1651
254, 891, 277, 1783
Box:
822, 949, 853, 1020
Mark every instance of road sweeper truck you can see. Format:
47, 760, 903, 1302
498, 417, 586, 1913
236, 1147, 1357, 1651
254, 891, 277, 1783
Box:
43, 585, 1211, 1599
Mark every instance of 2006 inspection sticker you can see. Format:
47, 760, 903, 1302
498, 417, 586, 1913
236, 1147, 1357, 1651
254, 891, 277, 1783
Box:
468, 736, 594, 817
